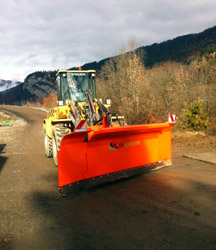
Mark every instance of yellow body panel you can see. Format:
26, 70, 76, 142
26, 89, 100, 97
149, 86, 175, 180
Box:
44, 105, 71, 139
43, 101, 92, 139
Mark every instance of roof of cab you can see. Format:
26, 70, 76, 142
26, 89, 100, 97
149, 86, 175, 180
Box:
57, 69, 96, 75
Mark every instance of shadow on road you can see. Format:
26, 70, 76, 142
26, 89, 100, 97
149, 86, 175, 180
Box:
24, 171, 216, 250
0, 144, 7, 172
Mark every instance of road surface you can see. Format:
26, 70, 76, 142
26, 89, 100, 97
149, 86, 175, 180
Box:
0, 105, 215, 250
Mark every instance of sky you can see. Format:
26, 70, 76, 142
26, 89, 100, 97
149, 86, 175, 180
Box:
0, 0, 216, 82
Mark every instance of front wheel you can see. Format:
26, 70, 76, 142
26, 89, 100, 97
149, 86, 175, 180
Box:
52, 124, 70, 167
44, 132, 53, 158
52, 134, 58, 167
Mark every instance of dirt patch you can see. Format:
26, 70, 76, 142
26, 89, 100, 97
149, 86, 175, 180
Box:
0, 110, 27, 144
173, 131, 216, 157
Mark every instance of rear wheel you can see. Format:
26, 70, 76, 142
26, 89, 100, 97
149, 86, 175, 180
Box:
52, 124, 70, 167
44, 132, 53, 157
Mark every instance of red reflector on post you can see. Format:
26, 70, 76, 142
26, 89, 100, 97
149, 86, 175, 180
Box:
75, 120, 87, 132
169, 115, 176, 123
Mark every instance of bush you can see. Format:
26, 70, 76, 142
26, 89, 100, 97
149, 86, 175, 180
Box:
181, 99, 210, 130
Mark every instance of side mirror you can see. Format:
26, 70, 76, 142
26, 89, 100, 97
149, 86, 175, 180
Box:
57, 100, 64, 106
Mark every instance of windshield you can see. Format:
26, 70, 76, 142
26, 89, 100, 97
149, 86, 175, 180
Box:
61, 72, 91, 102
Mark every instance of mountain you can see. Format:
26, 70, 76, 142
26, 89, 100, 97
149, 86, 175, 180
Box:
23, 71, 57, 98
137, 25, 216, 67
77, 25, 216, 70
0, 83, 34, 105
0, 71, 57, 105
1, 25, 216, 104
0, 79, 22, 92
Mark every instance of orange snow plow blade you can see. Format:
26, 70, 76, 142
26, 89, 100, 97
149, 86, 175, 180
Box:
58, 122, 174, 195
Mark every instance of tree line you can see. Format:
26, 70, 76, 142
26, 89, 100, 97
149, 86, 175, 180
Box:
97, 43, 216, 133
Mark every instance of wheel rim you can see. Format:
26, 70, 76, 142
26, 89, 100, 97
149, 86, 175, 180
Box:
53, 139, 57, 159
44, 135, 48, 150
53, 137, 58, 166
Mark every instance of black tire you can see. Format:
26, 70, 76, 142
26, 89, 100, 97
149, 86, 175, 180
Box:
52, 124, 70, 167
44, 132, 53, 157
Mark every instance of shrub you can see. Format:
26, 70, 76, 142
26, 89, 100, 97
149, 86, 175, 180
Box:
181, 99, 210, 130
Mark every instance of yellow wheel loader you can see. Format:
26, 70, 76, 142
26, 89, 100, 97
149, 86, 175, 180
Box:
43, 69, 175, 196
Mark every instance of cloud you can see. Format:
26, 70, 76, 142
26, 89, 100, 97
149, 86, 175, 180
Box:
0, 0, 216, 81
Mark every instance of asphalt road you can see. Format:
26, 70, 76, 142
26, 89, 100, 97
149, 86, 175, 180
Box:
0, 105, 215, 250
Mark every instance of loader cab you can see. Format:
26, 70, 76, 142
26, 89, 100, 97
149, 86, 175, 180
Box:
56, 70, 96, 105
